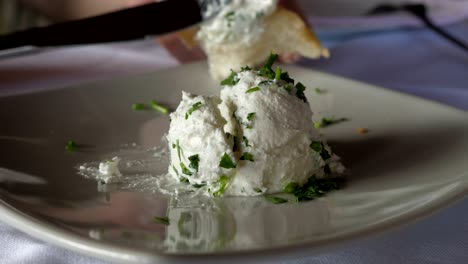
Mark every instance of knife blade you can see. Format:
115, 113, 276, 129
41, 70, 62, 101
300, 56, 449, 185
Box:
0, 0, 209, 57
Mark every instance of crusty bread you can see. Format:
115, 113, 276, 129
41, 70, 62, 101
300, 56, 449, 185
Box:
177, 7, 329, 81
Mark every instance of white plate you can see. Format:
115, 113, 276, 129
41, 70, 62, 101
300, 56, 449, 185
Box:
0, 62, 467, 263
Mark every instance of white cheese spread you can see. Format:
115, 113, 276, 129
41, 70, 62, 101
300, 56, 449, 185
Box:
197, 0, 278, 50
166, 63, 344, 197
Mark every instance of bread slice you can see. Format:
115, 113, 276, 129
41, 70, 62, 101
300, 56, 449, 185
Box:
193, 7, 329, 81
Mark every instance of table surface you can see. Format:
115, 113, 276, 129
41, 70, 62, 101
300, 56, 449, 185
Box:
0, 11, 467, 264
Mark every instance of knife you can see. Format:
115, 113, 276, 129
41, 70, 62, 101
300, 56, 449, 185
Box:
0, 0, 220, 58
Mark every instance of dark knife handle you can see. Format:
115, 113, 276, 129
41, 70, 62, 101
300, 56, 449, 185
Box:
0, 0, 202, 50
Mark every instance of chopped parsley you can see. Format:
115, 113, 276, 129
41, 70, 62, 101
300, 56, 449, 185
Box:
219, 153, 236, 169
258, 53, 278, 79
180, 177, 189, 183
243, 136, 250, 147
295, 82, 307, 103
220, 70, 239, 86
314, 88, 326, 94
258, 80, 273, 86
314, 117, 349, 129
212, 175, 230, 197
132, 103, 146, 110
192, 183, 206, 188
240, 152, 254, 162
246, 112, 256, 121
154, 216, 170, 225
185, 102, 203, 119
180, 162, 192, 176
188, 154, 199, 171
172, 165, 179, 176
280, 72, 294, 84
225, 11, 235, 25
150, 100, 170, 114
265, 195, 288, 204
284, 176, 344, 202
65, 140, 77, 152
310, 141, 331, 160
225, 11, 235, 18
176, 139, 182, 161
275, 66, 282, 80
245, 87, 260, 94
240, 66, 252, 72
253, 187, 263, 193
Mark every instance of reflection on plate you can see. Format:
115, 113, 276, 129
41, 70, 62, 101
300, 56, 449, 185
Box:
0, 62, 467, 263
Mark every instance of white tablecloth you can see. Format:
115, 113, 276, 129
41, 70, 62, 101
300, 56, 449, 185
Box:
1, 13, 467, 264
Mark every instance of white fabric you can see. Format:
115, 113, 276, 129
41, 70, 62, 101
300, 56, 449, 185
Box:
1, 5, 468, 264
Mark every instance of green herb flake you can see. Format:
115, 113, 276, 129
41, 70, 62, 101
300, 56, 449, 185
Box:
310, 141, 331, 161
185, 102, 203, 120
240, 66, 252, 72
192, 183, 206, 188
219, 153, 236, 169
154, 216, 170, 225
240, 152, 254, 162
275, 66, 282, 80
295, 82, 307, 103
314, 88, 326, 94
225, 11, 235, 27
284, 182, 300, 194
65, 140, 78, 152
265, 195, 288, 204
172, 143, 176, 149
172, 165, 179, 176
280, 72, 294, 84
253, 187, 263, 193
245, 87, 260, 94
220, 70, 239, 86
258, 53, 279, 79
176, 139, 182, 161
213, 175, 230, 197
243, 136, 250, 147
310, 141, 322, 152
225, 11, 235, 19
180, 162, 193, 176
180, 177, 189, 183
150, 100, 170, 114
188, 154, 200, 172
314, 117, 349, 129
258, 80, 273, 86
283, 176, 344, 202
246, 112, 256, 121
132, 103, 146, 110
